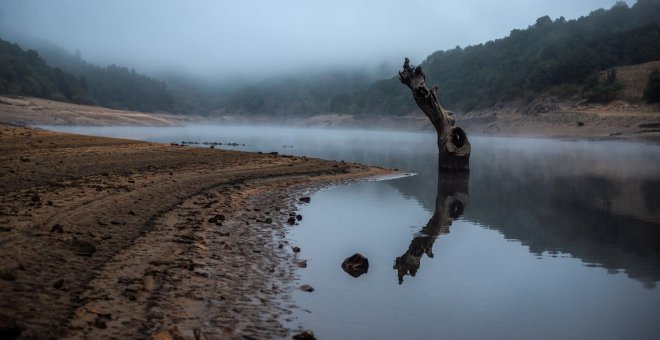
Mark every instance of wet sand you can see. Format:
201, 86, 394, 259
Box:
0, 125, 394, 338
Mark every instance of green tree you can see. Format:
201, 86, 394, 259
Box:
644, 69, 660, 102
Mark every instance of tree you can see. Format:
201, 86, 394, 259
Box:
585, 68, 623, 102
644, 69, 660, 102
399, 58, 471, 171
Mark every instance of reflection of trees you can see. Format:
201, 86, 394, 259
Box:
466, 172, 660, 287
394, 173, 469, 284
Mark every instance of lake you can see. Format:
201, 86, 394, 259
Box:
43, 125, 660, 339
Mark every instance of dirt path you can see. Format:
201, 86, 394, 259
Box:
0, 125, 394, 339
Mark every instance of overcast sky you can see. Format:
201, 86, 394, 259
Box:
0, 0, 634, 79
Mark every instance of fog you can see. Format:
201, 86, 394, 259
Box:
0, 0, 633, 80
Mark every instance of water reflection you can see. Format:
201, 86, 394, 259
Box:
457, 139, 660, 287
467, 170, 660, 287
394, 172, 469, 284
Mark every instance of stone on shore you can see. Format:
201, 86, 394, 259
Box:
341, 253, 369, 278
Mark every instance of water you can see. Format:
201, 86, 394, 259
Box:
43, 125, 660, 339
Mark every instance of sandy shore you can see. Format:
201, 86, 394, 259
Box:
0, 96, 175, 126
0, 125, 394, 339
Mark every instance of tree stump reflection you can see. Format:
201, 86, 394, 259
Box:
394, 171, 470, 284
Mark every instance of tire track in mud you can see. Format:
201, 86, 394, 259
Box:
0, 125, 394, 338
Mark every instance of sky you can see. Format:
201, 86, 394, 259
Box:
0, 0, 634, 80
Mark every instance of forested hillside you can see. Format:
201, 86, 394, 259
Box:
361, 0, 660, 115
221, 71, 376, 116
220, 0, 660, 116
0, 37, 175, 112
0, 38, 92, 104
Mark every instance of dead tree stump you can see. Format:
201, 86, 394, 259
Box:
399, 58, 471, 171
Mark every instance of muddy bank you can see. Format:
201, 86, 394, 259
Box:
0, 96, 176, 126
0, 125, 394, 339
459, 98, 660, 141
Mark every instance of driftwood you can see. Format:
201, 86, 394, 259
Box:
394, 171, 469, 284
399, 58, 471, 171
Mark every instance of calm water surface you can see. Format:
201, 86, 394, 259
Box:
44, 125, 660, 339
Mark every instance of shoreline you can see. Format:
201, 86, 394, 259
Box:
0, 124, 396, 338
1, 95, 658, 142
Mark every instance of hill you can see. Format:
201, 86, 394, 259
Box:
0, 35, 176, 113
359, 0, 660, 116
0, 38, 92, 104
216, 0, 660, 118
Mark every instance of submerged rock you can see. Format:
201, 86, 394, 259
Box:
341, 253, 369, 278
299, 284, 314, 292
299, 196, 311, 203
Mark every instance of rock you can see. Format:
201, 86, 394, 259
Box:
297, 260, 307, 268
299, 196, 311, 203
50, 224, 64, 233
269, 151, 278, 155
287, 217, 297, 225
341, 253, 369, 278
19, 156, 30, 162
0, 270, 16, 281
208, 214, 225, 225
64, 237, 96, 256
296, 214, 302, 221
92, 314, 108, 329
299, 284, 314, 292
293, 330, 316, 340
53, 278, 64, 289
0, 313, 21, 339
30, 194, 40, 203
264, 217, 273, 224
292, 246, 301, 253
577, 121, 585, 127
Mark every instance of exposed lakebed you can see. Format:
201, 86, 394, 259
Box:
44, 125, 660, 339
